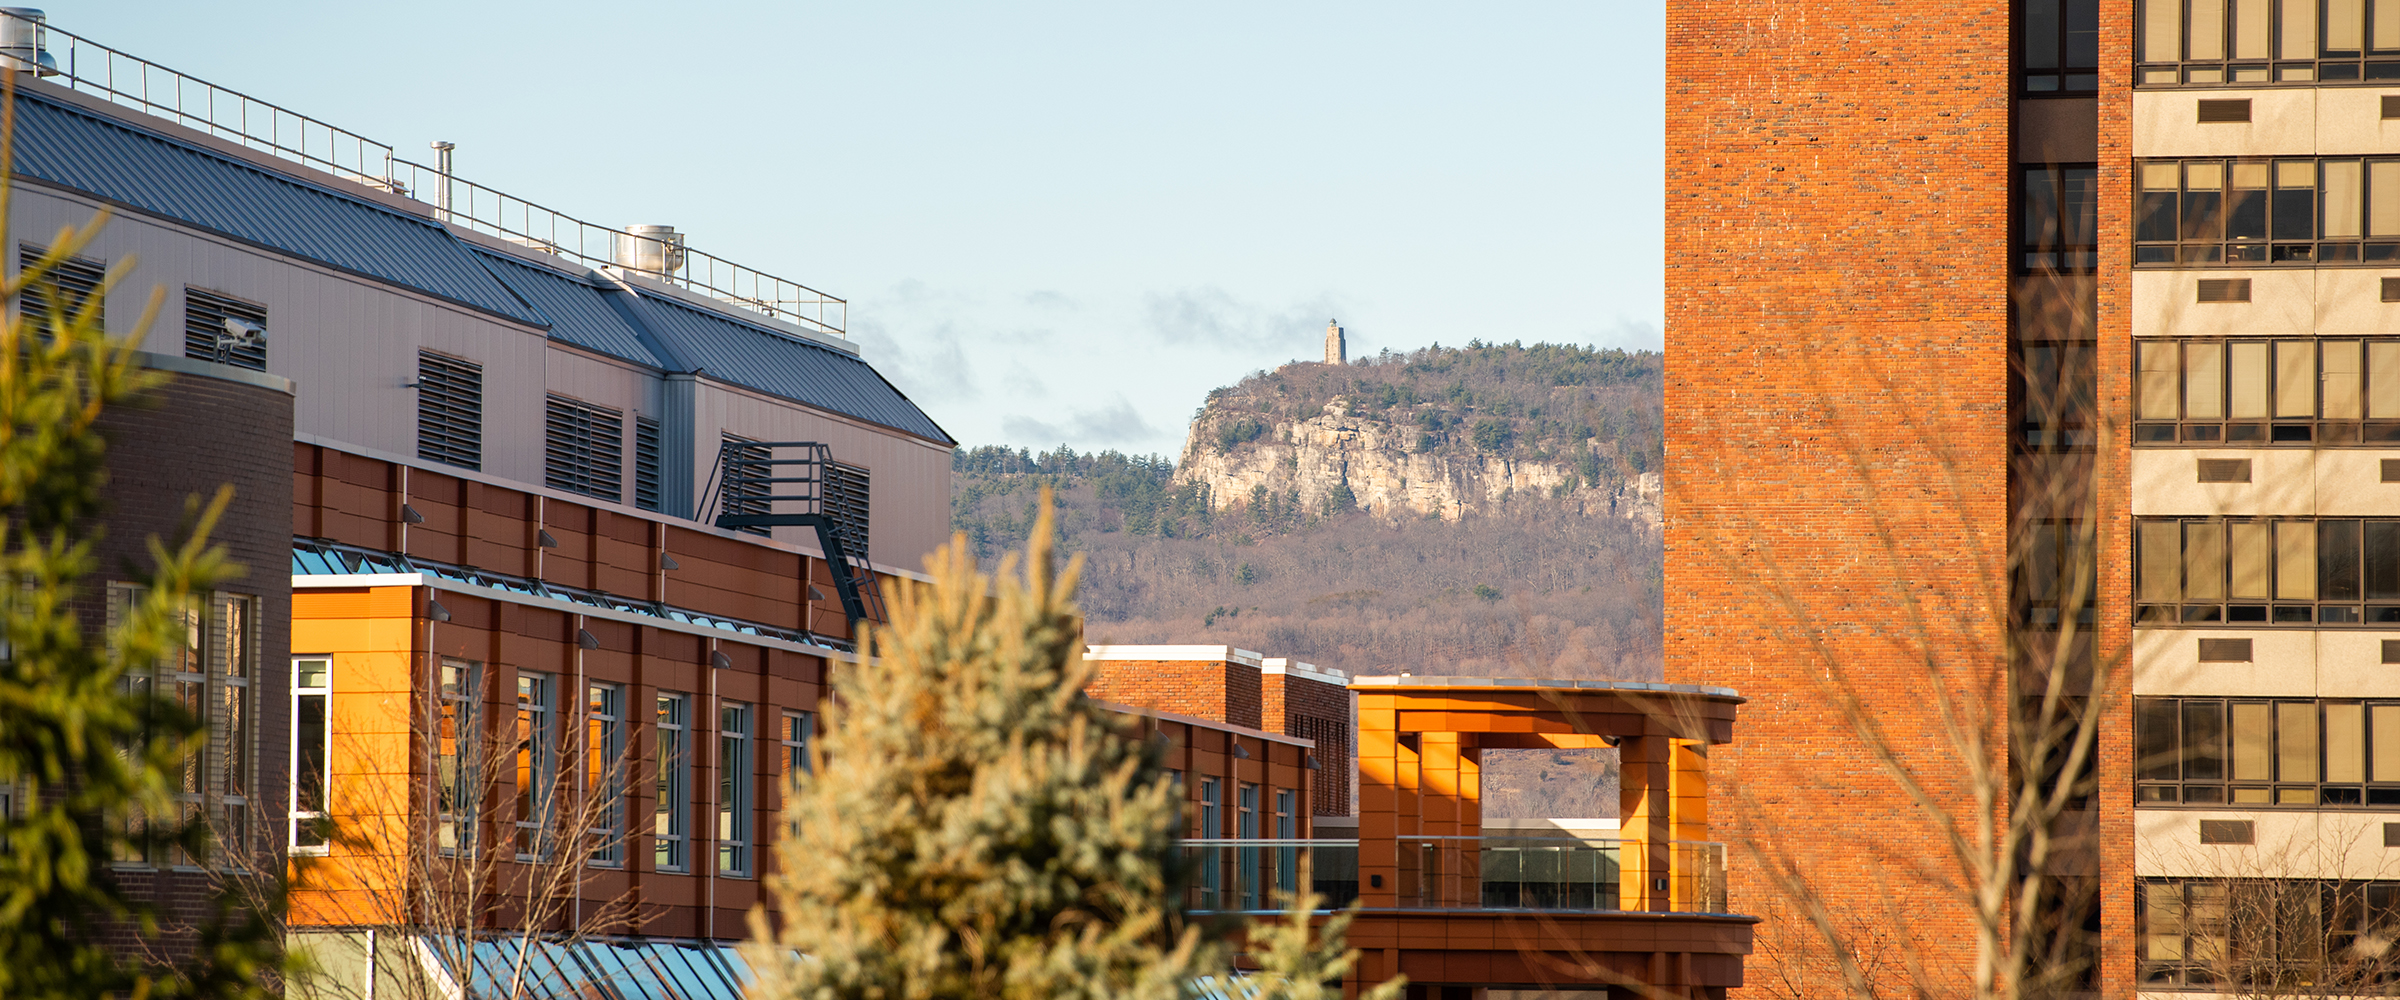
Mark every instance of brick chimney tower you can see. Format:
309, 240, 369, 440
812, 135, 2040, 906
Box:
1324, 318, 1346, 365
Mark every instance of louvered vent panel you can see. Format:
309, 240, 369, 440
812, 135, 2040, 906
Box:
544, 395, 624, 503
2196, 278, 2252, 302
825, 461, 871, 555
634, 416, 664, 513
2196, 98, 2252, 123
182, 289, 267, 371
19, 243, 103, 335
416, 352, 484, 471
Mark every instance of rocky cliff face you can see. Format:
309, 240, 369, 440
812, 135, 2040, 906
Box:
1173, 397, 1663, 526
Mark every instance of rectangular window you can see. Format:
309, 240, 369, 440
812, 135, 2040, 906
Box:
2130, 515, 2400, 623
781, 711, 812, 780
1198, 778, 1221, 910
181, 289, 266, 371
2129, 156, 2400, 266
2137, 0, 2400, 85
514, 672, 556, 860
437, 658, 479, 855
212, 594, 254, 853
655, 692, 689, 871
634, 416, 664, 513
291, 658, 330, 853
2136, 696, 2400, 806
587, 683, 625, 866
416, 352, 484, 471
544, 395, 625, 503
2022, 165, 2100, 273
19, 243, 103, 336
2024, 0, 2101, 92
2131, 337, 2400, 446
720, 702, 753, 877
1273, 788, 1297, 894
1238, 782, 1261, 910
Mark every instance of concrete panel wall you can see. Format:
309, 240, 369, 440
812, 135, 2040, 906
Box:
2133, 88, 2316, 156
2131, 269, 2314, 337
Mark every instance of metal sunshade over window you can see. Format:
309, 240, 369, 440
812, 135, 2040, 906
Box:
416, 351, 484, 471
544, 395, 625, 503
182, 288, 266, 371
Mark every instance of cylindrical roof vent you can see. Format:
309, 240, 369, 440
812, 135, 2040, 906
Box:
616, 224, 685, 277
0, 9, 56, 76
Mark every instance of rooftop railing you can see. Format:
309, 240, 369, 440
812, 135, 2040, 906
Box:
14, 12, 845, 338
1180, 836, 1730, 915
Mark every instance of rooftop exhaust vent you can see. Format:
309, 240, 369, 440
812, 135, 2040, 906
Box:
0, 9, 56, 76
616, 224, 685, 277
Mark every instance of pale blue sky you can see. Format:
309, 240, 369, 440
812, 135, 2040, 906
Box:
76, 2, 1662, 458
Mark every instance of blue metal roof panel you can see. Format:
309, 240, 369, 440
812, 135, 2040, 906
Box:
11, 91, 544, 326
468, 248, 666, 368
628, 292, 953, 445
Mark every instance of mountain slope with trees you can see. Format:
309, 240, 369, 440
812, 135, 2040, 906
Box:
950, 341, 1666, 682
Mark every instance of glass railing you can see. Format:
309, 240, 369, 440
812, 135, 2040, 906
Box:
1181, 836, 1729, 914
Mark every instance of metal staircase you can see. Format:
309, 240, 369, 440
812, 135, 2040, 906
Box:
699, 441, 885, 630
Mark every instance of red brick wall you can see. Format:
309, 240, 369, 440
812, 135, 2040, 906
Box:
1084, 658, 1262, 730
1666, 1, 2012, 993
1263, 672, 1353, 816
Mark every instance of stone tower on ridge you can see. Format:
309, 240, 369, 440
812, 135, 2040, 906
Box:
1323, 319, 1345, 365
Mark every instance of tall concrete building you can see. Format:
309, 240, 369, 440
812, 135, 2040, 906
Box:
1671, 0, 2400, 994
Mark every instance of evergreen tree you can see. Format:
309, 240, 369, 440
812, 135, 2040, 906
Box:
1238, 891, 1404, 1000
747, 494, 1224, 1000
0, 80, 286, 1000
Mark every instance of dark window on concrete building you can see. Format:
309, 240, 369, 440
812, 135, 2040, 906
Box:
544, 395, 623, 503
2024, 0, 2099, 92
634, 416, 663, 513
2137, 695, 2400, 806
2139, 0, 2400, 87
416, 352, 483, 471
2135, 157, 2400, 266
2140, 878, 2400, 987
2135, 515, 2400, 623
19, 243, 103, 335
2133, 337, 2400, 445
182, 289, 266, 371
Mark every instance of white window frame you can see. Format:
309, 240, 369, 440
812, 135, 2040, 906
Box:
290, 657, 331, 855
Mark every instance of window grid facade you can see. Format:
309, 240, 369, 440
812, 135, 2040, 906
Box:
2133, 156, 2400, 265
544, 395, 624, 503
2139, 696, 2400, 806
2024, 165, 2100, 272
416, 351, 484, 471
2140, 878, 2400, 988
2136, 516, 2400, 623
181, 288, 267, 371
2135, 337, 2400, 445
2139, 0, 2400, 86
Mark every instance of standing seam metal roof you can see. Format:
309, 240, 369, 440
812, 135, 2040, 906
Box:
469, 247, 666, 369
624, 292, 953, 444
13, 87, 951, 447
10, 90, 544, 326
